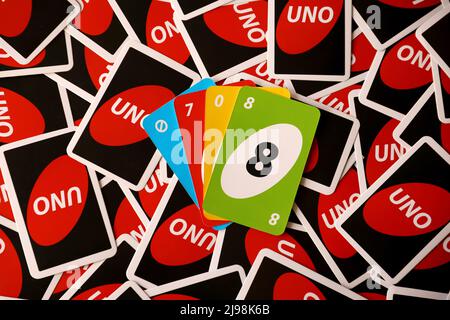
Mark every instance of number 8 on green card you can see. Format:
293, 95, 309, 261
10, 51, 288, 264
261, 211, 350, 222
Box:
203, 87, 320, 235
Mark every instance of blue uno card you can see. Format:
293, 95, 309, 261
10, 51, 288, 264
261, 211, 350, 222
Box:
142, 78, 215, 206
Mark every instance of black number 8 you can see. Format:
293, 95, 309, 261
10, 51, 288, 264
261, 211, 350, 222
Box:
246, 142, 279, 178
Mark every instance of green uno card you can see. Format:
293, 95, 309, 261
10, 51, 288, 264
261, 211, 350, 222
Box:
203, 87, 320, 235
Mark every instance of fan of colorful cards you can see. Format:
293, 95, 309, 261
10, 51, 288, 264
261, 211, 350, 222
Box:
142, 78, 320, 235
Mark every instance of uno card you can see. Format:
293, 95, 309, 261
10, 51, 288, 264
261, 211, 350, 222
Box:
0, 75, 72, 147
147, 266, 244, 300
268, 0, 352, 81
236, 249, 365, 300
100, 180, 150, 242
393, 85, 450, 154
360, 32, 435, 120
127, 179, 219, 289
353, 0, 444, 50
175, 0, 267, 80
142, 78, 215, 206
387, 287, 449, 301
294, 167, 372, 289
203, 88, 320, 235
416, 6, 450, 76
106, 281, 150, 300
0, 222, 54, 300
67, 42, 199, 191
349, 91, 408, 191
211, 223, 336, 280
295, 96, 360, 195
61, 235, 138, 300
0, 0, 81, 64
47, 26, 114, 103
292, 30, 376, 100
109, 0, 197, 70
433, 62, 450, 123
393, 234, 449, 294
0, 129, 117, 279
0, 31, 73, 78
336, 137, 450, 284
71, 0, 129, 59
171, 0, 233, 21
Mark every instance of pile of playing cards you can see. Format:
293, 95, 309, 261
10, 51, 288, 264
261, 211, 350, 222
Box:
0, 0, 448, 302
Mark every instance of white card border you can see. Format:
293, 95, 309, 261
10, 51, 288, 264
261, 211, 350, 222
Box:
387, 286, 449, 301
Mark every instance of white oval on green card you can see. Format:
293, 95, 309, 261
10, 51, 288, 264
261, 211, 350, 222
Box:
220, 124, 303, 199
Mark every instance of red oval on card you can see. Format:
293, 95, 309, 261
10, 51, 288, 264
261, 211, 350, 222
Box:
53, 265, 91, 294
0, 87, 46, 144
276, 0, 343, 55
377, 0, 440, 9
0, 48, 46, 68
0, 0, 32, 37
352, 33, 376, 73
72, 283, 122, 300
84, 46, 112, 91
380, 33, 433, 90
363, 183, 450, 237
203, 1, 267, 48
146, 0, 190, 65
304, 138, 319, 173
318, 168, 360, 259
27, 155, 89, 246
89, 85, 174, 147
273, 272, 326, 300
0, 172, 14, 221
244, 228, 315, 269
366, 118, 404, 185
114, 197, 146, 242
441, 123, 450, 154
153, 294, 199, 300
77, 0, 114, 36
0, 228, 23, 298
414, 235, 450, 270
150, 204, 217, 266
